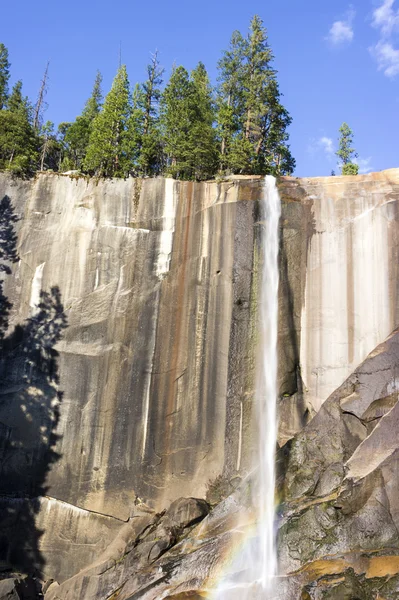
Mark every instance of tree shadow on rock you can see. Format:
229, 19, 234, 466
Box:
0, 194, 68, 581
0, 195, 19, 341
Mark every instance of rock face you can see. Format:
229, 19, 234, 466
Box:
1, 169, 399, 594
0, 173, 263, 581
47, 328, 399, 600
279, 171, 399, 414
274, 328, 399, 598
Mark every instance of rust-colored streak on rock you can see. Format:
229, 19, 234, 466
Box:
164, 182, 193, 466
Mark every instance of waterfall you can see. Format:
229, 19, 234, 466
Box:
213, 176, 281, 599
257, 175, 281, 590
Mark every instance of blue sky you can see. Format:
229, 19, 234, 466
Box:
2, 0, 398, 176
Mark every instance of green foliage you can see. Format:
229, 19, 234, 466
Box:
127, 83, 145, 173
8, 81, 30, 117
216, 15, 295, 176
160, 66, 192, 179
82, 71, 102, 121
342, 162, 359, 176
0, 43, 10, 111
216, 30, 246, 170
0, 79, 38, 176
189, 62, 218, 180
39, 121, 61, 171
0, 20, 297, 181
161, 63, 217, 180
337, 122, 358, 175
137, 52, 164, 176
59, 72, 103, 170
84, 65, 132, 177
0, 110, 38, 176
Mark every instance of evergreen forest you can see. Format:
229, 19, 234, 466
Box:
0, 16, 296, 180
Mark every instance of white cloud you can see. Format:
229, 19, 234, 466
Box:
371, 40, 399, 76
308, 137, 336, 161
354, 157, 373, 174
370, 0, 399, 78
319, 137, 335, 157
326, 8, 355, 45
372, 0, 399, 36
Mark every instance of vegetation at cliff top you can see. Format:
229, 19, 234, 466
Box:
337, 122, 359, 176
0, 18, 298, 180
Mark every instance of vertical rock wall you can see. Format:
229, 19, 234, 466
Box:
0, 173, 262, 579
1, 169, 399, 583
279, 169, 399, 415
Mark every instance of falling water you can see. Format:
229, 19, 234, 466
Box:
214, 176, 281, 599
256, 175, 281, 591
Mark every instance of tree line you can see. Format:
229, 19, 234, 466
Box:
0, 16, 296, 180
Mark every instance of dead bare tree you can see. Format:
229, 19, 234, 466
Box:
33, 61, 50, 132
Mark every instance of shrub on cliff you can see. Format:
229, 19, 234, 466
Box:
342, 163, 359, 176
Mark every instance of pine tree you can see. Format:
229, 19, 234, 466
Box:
82, 71, 102, 121
189, 62, 218, 180
0, 80, 38, 176
216, 15, 295, 175
127, 83, 145, 173
7, 80, 31, 118
0, 43, 10, 110
137, 51, 164, 176
337, 122, 359, 175
84, 65, 132, 177
160, 66, 193, 179
161, 64, 217, 180
0, 110, 38, 176
59, 71, 103, 170
216, 31, 246, 170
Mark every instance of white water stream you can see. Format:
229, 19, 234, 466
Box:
214, 176, 281, 599
257, 175, 281, 591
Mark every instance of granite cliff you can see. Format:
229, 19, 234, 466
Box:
0, 169, 399, 599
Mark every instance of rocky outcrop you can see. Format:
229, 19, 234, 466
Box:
1, 169, 399, 591
278, 328, 399, 597
44, 496, 209, 600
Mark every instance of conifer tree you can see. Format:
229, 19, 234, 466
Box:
189, 62, 218, 180
59, 71, 103, 170
337, 122, 359, 175
0, 43, 10, 110
84, 65, 132, 177
127, 83, 145, 173
216, 31, 246, 170
161, 66, 193, 179
216, 15, 295, 175
161, 63, 217, 180
137, 51, 164, 175
82, 71, 102, 121
0, 80, 38, 176
7, 80, 31, 117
